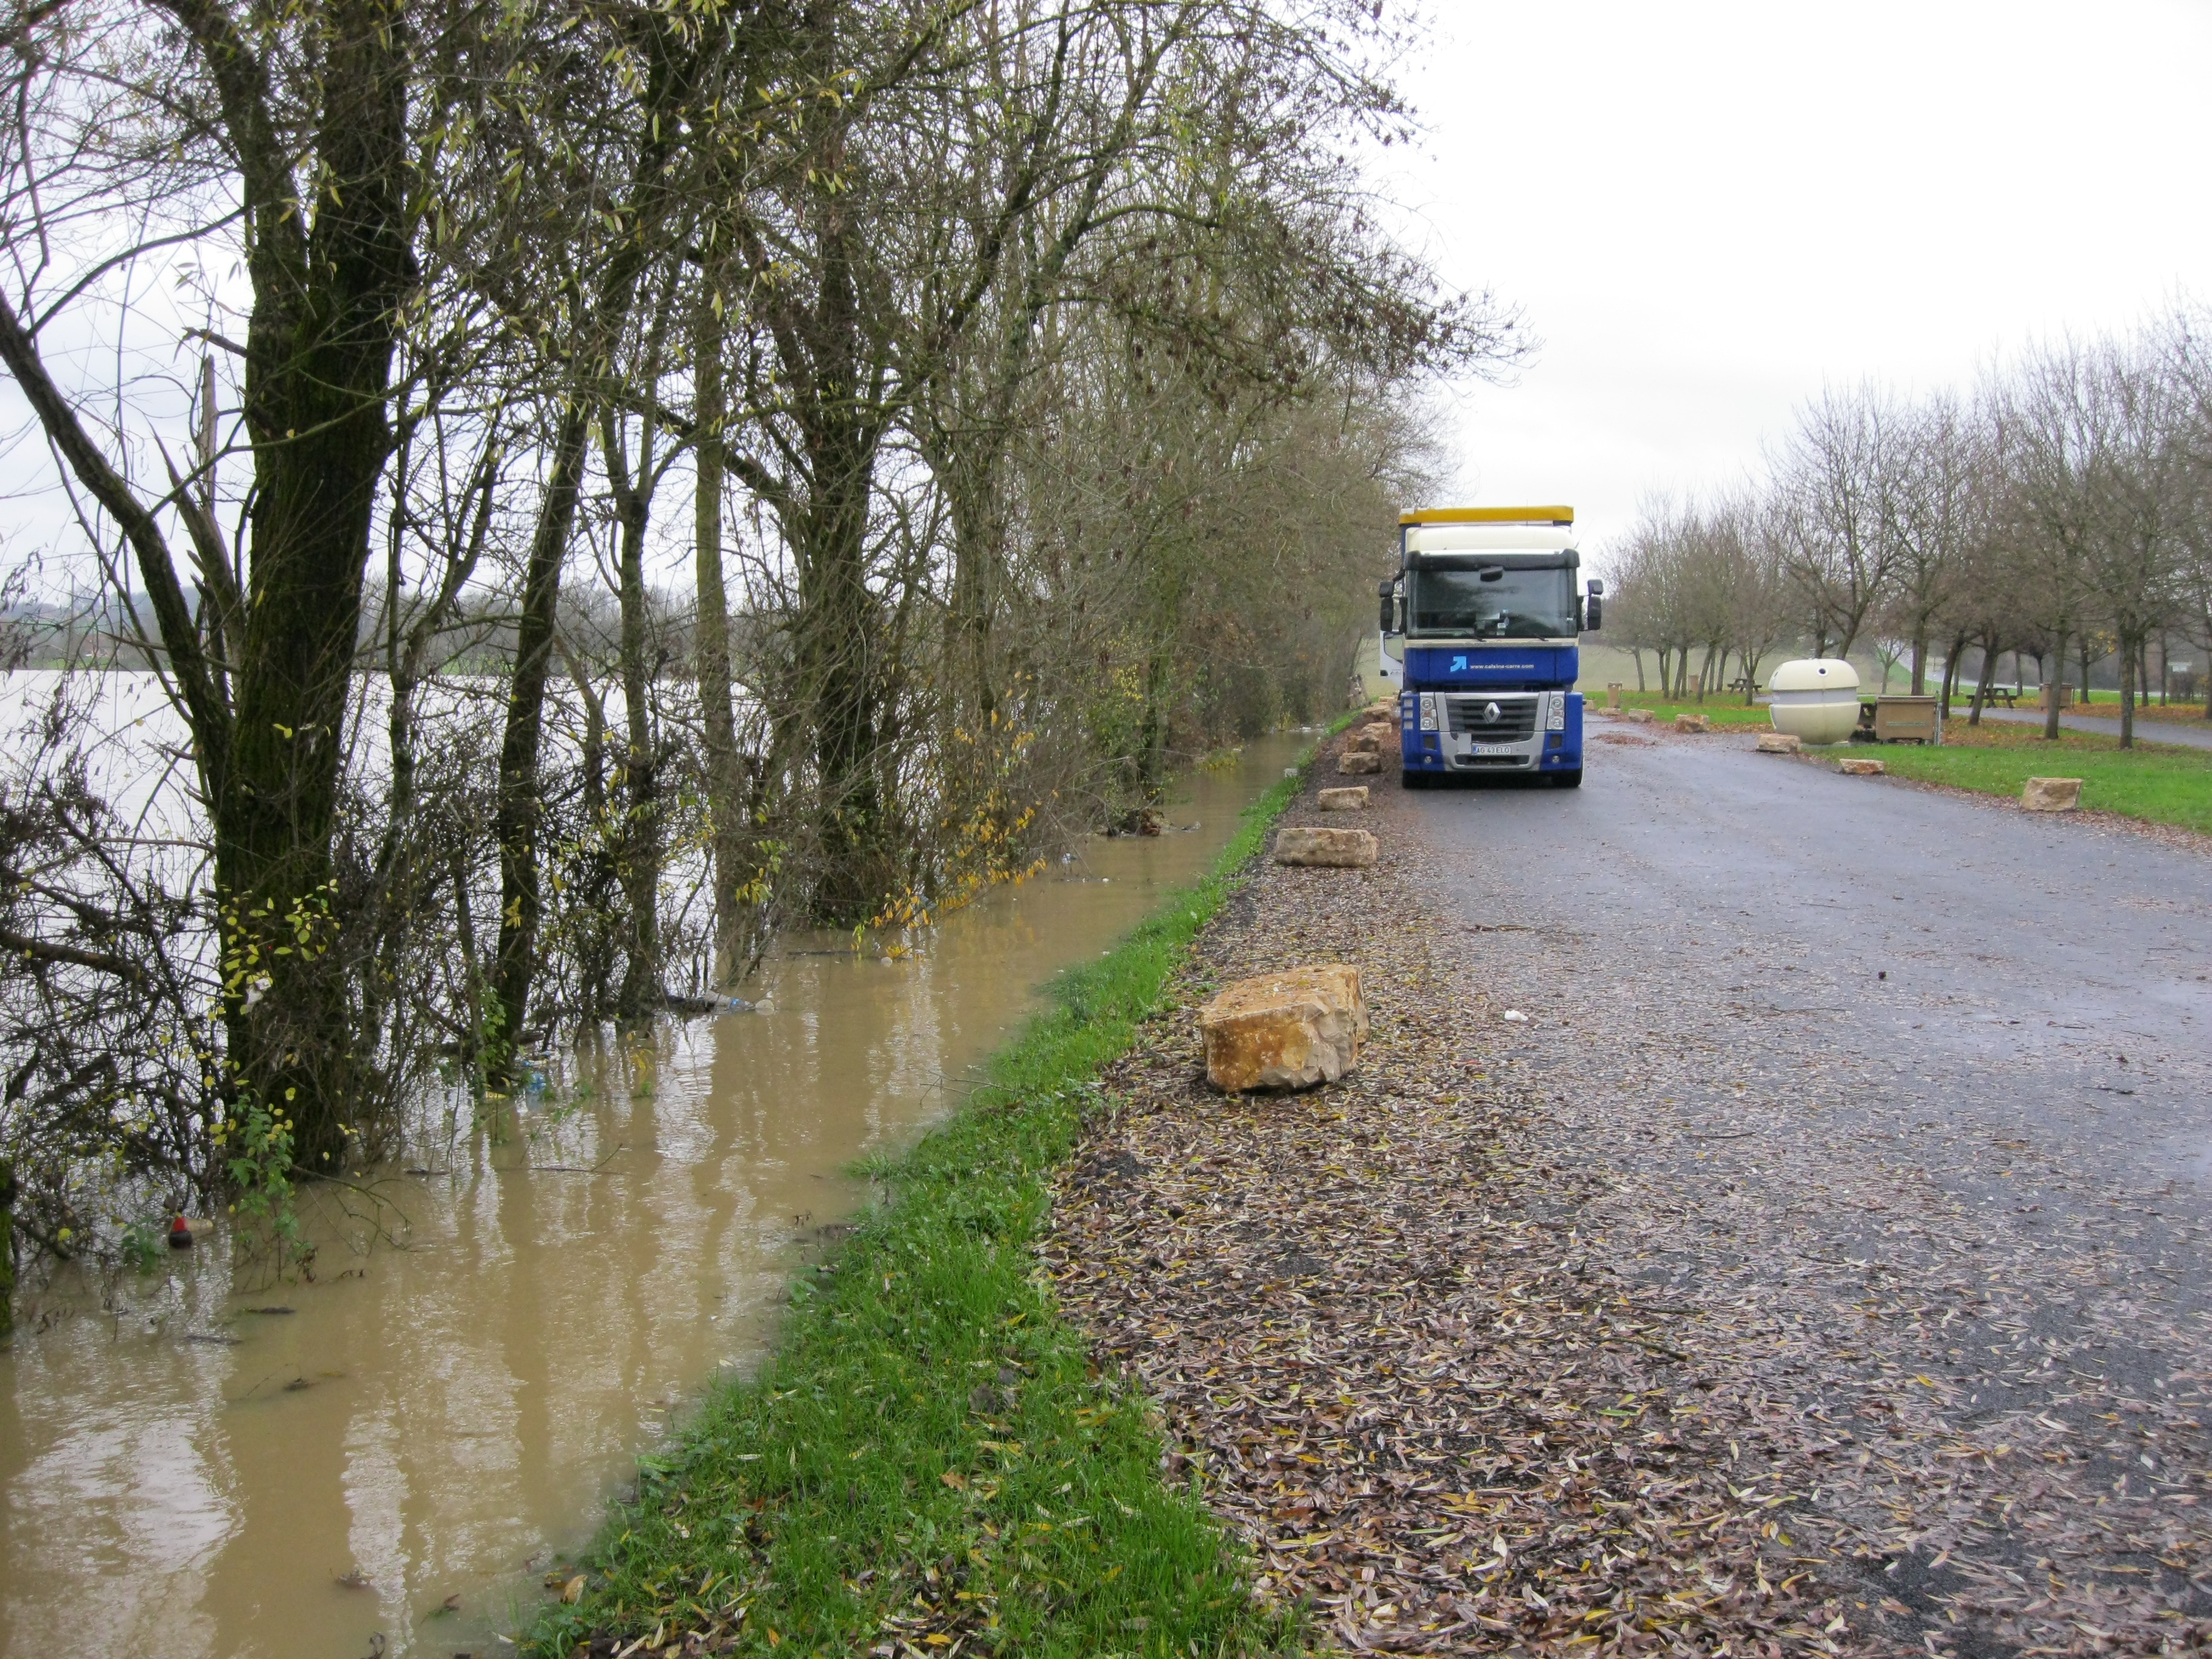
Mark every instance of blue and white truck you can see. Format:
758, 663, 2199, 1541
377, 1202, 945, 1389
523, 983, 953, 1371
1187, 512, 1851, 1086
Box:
1376, 506, 1602, 789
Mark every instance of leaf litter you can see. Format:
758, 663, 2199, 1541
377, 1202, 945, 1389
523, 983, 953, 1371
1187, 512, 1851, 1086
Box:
1042, 747, 2212, 1656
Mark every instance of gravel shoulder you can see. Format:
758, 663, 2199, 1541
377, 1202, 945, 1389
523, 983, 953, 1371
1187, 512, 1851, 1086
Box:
1045, 726, 2212, 1657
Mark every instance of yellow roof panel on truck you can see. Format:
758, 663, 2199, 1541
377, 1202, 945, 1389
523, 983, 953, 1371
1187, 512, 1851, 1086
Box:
1400, 506, 1574, 526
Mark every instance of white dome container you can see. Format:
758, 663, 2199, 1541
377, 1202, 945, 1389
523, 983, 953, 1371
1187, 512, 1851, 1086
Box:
1768, 658, 1862, 745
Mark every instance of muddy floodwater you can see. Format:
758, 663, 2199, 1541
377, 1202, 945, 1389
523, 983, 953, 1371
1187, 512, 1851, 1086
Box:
0, 734, 1309, 1659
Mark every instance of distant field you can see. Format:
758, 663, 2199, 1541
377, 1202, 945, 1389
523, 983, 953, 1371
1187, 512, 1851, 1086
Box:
1872, 720, 2212, 837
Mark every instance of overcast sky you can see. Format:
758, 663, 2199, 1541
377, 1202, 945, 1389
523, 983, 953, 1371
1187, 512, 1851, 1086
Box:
1370, 0, 2212, 568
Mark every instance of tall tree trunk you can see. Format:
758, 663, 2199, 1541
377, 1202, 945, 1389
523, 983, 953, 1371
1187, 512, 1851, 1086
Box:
605, 404, 661, 1020
795, 424, 890, 927
2119, 631, 2136, 749
693, 294, 748, 990
1910, 629, 1928, 696
2079, 633, 2095, 707
1968, 629, 1996, 725
492, 400, 591, 1070
2045, 632, 2067, 740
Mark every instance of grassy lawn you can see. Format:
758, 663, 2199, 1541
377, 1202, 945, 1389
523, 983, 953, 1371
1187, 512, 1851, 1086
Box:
1592, 690, 1772, 727
1871, 719, 2212, 836
521, 763, 1319, 1659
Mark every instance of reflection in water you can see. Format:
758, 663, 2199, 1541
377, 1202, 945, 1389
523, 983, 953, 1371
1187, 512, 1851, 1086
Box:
0, 735, 1310, 1659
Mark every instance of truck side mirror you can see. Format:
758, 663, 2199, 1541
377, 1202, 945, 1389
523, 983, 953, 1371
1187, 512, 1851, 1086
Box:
1378, 578, 1395, 634
1583, 582, 1603, 633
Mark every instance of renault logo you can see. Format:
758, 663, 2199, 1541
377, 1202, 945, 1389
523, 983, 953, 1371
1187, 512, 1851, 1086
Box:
1483, 700, 1501, 724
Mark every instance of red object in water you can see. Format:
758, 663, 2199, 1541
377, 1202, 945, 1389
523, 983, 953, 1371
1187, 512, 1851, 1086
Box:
167, 1215, 193, 1250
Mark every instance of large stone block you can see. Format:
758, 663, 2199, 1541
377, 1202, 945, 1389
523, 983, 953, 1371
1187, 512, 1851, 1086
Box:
1273, 826, 1378, 867
1675, 712, 1712, 734
1198, 964, 1369, 1092
2022, 776, 2082, 812
1316, 786, 1369, 811
1341, 731, 1382, 756
1836, 756, 1885, 775
1336, 751, 1382, 776
1617, 708, 1655, 725
1755, 731, 1802, 754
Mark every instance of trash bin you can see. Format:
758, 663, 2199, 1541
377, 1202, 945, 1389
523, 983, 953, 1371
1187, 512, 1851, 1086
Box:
1873, 696, 1939, 744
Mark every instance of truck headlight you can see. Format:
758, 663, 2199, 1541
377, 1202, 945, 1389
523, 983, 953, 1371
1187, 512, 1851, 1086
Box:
1546, 692, 1566, 731
1418, 692, 1438, 732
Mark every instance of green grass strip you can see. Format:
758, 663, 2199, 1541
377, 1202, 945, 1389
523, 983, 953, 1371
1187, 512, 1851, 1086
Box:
1874, 725, 2212, 837
523, 750, 1326, 1659
1595, 691, 1771, 726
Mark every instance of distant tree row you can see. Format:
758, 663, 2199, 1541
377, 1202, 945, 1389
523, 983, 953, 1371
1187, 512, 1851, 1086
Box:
0, 0, 1508, 1286
1604, 309, 2212, 737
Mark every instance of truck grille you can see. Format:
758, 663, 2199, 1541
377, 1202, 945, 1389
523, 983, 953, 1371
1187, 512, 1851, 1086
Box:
1444, 694, 1540, 742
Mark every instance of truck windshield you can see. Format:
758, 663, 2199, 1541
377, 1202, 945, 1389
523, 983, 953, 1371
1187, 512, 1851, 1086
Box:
1408, 565, 1575, 639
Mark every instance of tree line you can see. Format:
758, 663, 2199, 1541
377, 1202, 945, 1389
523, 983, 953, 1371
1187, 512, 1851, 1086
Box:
0, 0, 1507, 1287
1605, 309, 2212, 737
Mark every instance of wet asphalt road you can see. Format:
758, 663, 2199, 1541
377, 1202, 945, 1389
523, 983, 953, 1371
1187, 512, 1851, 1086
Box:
1403, 725, 2212, 1647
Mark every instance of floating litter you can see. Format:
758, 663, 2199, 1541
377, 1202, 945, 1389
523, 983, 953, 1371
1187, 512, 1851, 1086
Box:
1502, 1010, 1529, 1023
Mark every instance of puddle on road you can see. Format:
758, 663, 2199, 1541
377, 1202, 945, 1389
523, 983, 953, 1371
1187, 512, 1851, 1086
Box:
0, 734, 1309, 1659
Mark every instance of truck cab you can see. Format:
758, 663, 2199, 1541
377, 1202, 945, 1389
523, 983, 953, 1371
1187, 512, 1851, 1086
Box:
1377, 506, 1603, 789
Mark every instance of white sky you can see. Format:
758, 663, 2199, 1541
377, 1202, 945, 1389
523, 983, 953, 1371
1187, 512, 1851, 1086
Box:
1373, 0, 2212, 570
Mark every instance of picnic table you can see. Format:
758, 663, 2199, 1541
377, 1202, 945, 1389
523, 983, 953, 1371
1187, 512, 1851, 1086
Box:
1981, 688, 2021, 708
1727, 676, 1761, 695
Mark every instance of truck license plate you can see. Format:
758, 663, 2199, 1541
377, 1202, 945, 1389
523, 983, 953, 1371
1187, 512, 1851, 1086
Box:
1470, 743, 1521, 756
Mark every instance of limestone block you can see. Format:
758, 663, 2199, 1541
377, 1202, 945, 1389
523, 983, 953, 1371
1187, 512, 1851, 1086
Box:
2022, 776, 2083, 812
1316, 786, 1370, 811
1755, 732, 1802, 754
1336, 751, 1382, 776
1273, 826, 1378, 867
1618, 708, 1655, 725
1674, 712, 1712, 734
1341, 731, 1381, 756
1836, 757, 1885, 775
1198, 964, 1369, 1092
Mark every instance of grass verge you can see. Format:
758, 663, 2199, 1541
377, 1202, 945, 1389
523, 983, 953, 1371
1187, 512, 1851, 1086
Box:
522, 754, 1321, 1659
1870, 719, 2212, 837
1593, 691, 1771, 726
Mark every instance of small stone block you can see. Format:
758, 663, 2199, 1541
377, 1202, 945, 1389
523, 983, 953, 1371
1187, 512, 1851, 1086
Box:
1273, 826, 1378, 868
1316, 786, 1369, 811
1837, 757, 1885, 775
1198, 964, 1369, 1092
1755, 732, 1802, 754
2022, 776, 2083, 812
1618, 708, 1655, 725
1336, 751, 1382, 775
1675, 712, 1712, 734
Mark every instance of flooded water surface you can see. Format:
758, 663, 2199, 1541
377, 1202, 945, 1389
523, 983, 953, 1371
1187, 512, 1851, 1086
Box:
0, 734, 1309, 1659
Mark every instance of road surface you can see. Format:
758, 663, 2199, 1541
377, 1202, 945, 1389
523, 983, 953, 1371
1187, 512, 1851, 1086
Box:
1980, 703, 2212, 751
1407, 726, 2212, 1653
